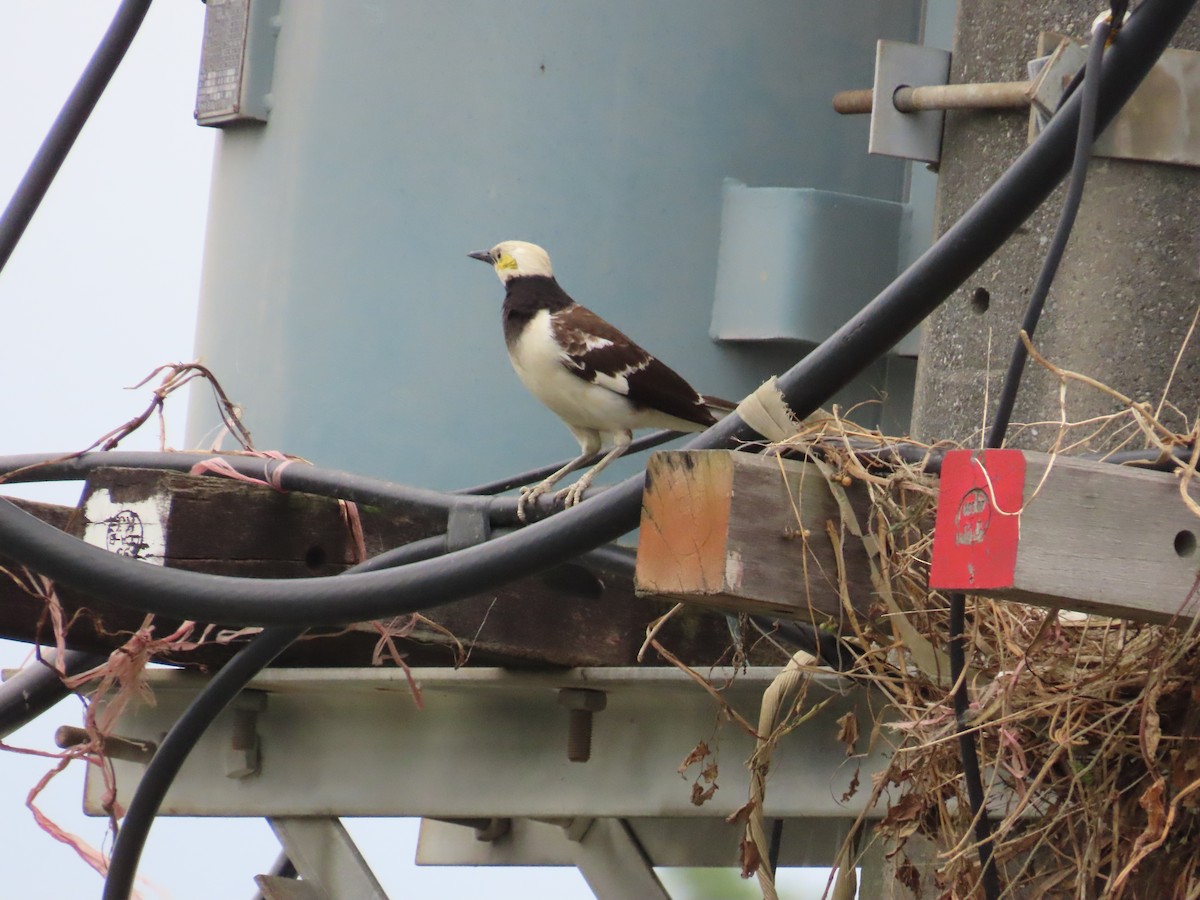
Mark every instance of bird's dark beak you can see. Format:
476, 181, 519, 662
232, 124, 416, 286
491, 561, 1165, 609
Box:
467, 250, 494, 263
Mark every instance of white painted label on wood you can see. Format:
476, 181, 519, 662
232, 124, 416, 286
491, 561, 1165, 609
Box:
82, 489, 170, 566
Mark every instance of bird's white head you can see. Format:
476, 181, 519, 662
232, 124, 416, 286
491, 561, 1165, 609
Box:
468, 240, 554, 284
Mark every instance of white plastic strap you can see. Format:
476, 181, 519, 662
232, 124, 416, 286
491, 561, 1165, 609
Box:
735, 376, 802, 442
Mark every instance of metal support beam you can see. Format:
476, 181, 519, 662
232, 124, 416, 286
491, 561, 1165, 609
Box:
266, 817, 386, 900
83, 668, 882, 823
566, 818, 670, 900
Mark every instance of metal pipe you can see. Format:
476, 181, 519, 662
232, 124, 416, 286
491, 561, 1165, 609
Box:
894, 81, 1030, 111
55, 724, 157, 764
833, 80, 1031, 115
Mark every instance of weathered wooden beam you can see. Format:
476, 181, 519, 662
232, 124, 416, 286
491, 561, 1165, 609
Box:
929, 449, 1200, 624
635, 450, 873, 625
0, 467, 739, 668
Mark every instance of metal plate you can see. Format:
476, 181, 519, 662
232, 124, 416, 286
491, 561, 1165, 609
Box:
1033, 33, 1200, 169
868, 40, 952, 164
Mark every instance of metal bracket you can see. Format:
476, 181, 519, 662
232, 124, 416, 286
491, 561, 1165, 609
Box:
446, 503, 491, 551
225, 690, 267, 779
867, 41, 952, 164
1031, 33, 1200, 168
837, 36, 1200, 169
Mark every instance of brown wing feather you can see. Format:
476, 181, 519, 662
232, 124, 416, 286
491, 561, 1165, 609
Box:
551, 306, 715, 428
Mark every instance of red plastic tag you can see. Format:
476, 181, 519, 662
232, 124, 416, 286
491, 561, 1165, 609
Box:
929, 449, 1025, 590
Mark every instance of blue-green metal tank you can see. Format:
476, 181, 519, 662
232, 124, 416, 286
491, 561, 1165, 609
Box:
188, 1, 922, 488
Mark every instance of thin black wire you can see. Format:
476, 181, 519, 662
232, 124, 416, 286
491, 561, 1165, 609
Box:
986, 22, 1111, 447
0, 0, 153, 273
949, 18, 1113, 899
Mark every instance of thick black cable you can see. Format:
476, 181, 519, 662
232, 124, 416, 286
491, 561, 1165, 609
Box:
0, 0, 153, 274
949, 19, 1113, 899
0, 0, 1188, 628
0, 451, 478, 520
0, 648, 106, 739
101, 533, 450, 900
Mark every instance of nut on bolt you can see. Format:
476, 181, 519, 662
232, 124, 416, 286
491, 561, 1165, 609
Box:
557, 688, 607, 763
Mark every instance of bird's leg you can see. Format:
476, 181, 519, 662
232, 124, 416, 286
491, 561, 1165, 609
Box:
558, 430, 633, 509
517, 452, 594, 522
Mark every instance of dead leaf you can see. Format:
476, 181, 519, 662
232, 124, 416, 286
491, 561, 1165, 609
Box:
726, 799, 756, 826
1136, 779, 1167, 847
678, 741, 710, 775
880, 793, 926, 841
739, 835, 762, 878
896, 859, 921, 894
836, 711, 859, 756
840, 766, 861, 803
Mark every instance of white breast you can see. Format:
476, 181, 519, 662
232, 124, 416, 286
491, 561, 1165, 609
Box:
508, 309, 640, 433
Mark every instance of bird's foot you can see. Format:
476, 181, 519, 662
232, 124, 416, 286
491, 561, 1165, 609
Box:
517, 480, 555, 523
556, 475, 594, 509
518, 475, 596, 521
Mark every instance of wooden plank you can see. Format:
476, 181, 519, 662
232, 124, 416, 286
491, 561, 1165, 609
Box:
635, 450, 874, 624
930, 449, 1200, 624
0, 468, 739, 668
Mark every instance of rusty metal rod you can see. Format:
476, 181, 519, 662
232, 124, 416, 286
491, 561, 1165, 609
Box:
833, 81, 1031, 114
55, 725, 157, 764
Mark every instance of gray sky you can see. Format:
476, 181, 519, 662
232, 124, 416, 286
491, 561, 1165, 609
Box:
0, 4, 828, 898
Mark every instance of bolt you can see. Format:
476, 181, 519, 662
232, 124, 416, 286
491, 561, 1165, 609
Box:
473, 818, 512, 842
55, 725, 156, 764
557, 688, 607, 763
225, 691, 267, 779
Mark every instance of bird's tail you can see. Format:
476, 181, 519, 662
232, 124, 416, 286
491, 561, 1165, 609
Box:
701, 394, 738, 420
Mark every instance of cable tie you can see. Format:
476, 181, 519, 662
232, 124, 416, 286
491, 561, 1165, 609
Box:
188, 457, 287, 493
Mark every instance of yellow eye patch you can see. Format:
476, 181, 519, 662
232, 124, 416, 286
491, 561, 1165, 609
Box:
496, 252, 518, 271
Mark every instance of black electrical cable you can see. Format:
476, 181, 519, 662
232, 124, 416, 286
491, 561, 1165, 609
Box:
767, 818, 784, 881
0, 0, 1187, 632
101, 626, 302, 900
948, 18, 1114, 899
0, 648, 107, 739
102, 533, 454, 900
986, 21, 1112, 448
452, 428, 684, 495
0, 451, 480, 520
0, 0, 153, 273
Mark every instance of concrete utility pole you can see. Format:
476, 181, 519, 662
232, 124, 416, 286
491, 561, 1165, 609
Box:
912, 4, 1200, 450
